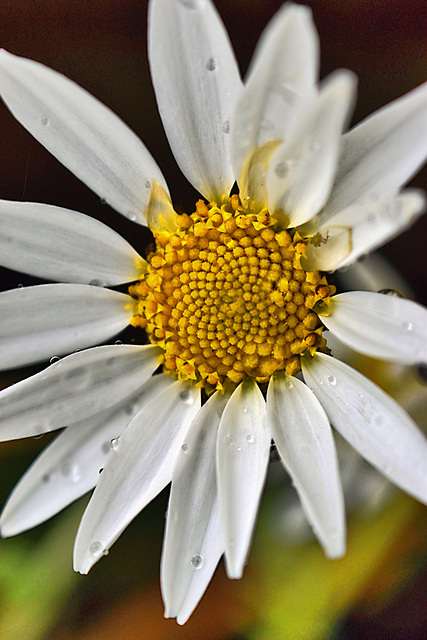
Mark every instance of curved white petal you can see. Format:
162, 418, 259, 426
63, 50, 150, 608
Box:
316, 81, 427, 225
266, 373, 345, 558
0, 345, 161, 441
0, 50, 168, 224
323, 190, 426, 271
232, 3, 318, 210
0, 200, 145, 284
216, 379, 270, 579
302, 353, 427, 504
73, 381, 201, 574
320, 291, 427, 365
149, 0, 242, 201
162, 390, 228, 623
0, 374, 172, 536
0, 284, 133, 370
267, 71, 356, 227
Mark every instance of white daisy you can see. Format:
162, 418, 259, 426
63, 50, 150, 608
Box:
0, 0, 426, 624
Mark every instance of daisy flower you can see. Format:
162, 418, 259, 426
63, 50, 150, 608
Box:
1, 0, 427, 624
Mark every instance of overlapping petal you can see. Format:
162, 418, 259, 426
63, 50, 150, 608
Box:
232, 3, 318, 211
0, 375, 172, 536
0, 345, 161, 441
216, 379, 270, 579
73, 381, 200, 574
0, 284, 133, 370
267, 71, 356, 227
321, 291, 427, 364
149, 0, 242, 201
0, 50, 168, 224
266, 373, 346, 558
302, 353, 427, 504
162, 390, 228, 624
0, 200, 145, 284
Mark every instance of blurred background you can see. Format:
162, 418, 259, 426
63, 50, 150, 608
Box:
0, 1, 426, 638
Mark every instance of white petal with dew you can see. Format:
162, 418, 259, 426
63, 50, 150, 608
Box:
267, 70, 356, 227
149, 0, 242, 201
162, 390, 228, 623
232, 3, 318, 211
302, 353, 427, 504
0, 374, 173, 537
320, 291, 427, 365
324, 190, 426, 270
0, 200, 145, 284
0, 284, 133, 370
301, 226, 351, 272
216, 379, 270, 579
0, 50, 168, 224
315, 81, 427, 227
0, 345, 161, 441
74, 381, 200, 574
266, 373, 346, 558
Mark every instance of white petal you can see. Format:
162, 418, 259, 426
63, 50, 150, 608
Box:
317, 81, 427, 224
216, 379, 270, 579
302, 353, 427, 504
148, 0, 242, 201
323, 190, 426, 270
232, 3, 318, 211
0, 374, 172, 536
0, 50, 168, 224
267, 71, 356, 227
162, 390, 227, 623
73, 380, 201, 574
0, 200, 145, 284
320, 291, 427, 365
0, 284, 133, 370
266, 373, 345, 558
0, 344, 161, 441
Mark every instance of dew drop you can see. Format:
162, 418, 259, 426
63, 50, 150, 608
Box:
180, 389, 193, 404
378, 288, 405, 299
222, 120, 230, 134
98, 467, 103, 474
191, 555, 203, 569
246, 433, 255, 443
242, 406, 248, 414
115, 340, 123, 345
89, 541, 104, 557
33, 434, 44, 440
145, 180, 151, 190
100, 197, 107, 205
284, 378, 293, 389
50, 355, 61, 364
61, 462, 80, 481
101, 441, 111, 454
179, 0, 202, 8
89, 279, 107, 287
226, 435, 235, 446
110, 437, 120, 450
128, 212, 137, 222
42, 472, 52, 483
402, 321, 413, 332
181, 443, 189, 452
236, 446, 242, 451
206, 57, 218, 71
41, 117, 49, 126
327, 375, 336, 386
17, 283, 24, 288
367, 212, 376, 223
125, 402, 138, 416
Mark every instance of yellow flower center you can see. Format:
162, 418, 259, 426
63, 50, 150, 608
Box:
130, 195, 333, 392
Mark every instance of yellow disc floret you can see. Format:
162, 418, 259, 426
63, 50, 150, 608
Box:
130, 196, 334, 392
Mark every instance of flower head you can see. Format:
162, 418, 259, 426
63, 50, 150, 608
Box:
0, 0, 426, 624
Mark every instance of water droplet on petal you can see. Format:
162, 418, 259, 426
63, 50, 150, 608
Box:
41, 117, 49, 126
110, 437, 120, 450
222, 120, 230, 134
17, 283, 24, 289
180, 389, 193, 404
191, 555, 203, 569
367, 212, 376, 223
127, 212, 137, 222
100, 197, 107, 205
50, 355, 61, 364
89, 541, 104, 557
378, 289, 405, 298
181, 443, 189, 452
226, 435, 235, 446
284, 378, 293, 389
206, 57, 218, 71
236, 446, 242, 451
145, 180, 151, 190
61, 462, 80, 482
246, 433, 255, 443
115, 340, 123, 345
327, 375, 336, 386
274, 162, 287, 178
89, 279, 107, 287
242, 406, 248, 413
33, 434, 44, 440
402, 321, 413, 332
